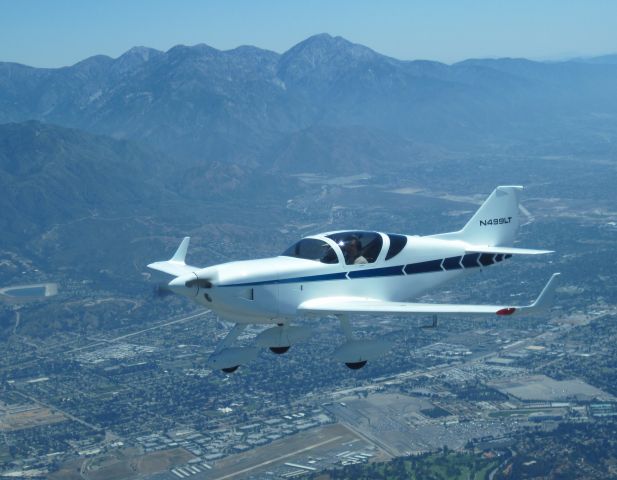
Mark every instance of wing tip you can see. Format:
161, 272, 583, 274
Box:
496, 307, 516, 316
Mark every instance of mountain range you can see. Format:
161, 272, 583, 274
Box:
2, 34, 617, 233
2, 33, 617, 170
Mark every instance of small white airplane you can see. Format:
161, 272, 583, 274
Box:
148, 186, 559, 372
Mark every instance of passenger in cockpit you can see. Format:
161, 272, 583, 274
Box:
343, 236, 368, 265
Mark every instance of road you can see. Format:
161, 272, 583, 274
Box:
8, 310, 211, 436
0, 310, 210, 374
66, 310, 210, 353
13, 389, 102, 432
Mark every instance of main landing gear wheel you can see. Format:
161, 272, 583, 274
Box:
269, 346, 290, 354
345, 361, 367, 370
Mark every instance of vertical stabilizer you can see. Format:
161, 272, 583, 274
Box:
433, 186, 523, 246
170, 237, 190, 264
147, 237, 196, 276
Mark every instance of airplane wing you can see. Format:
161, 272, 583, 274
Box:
299, 273, 560, 317
147, 237, 198, 277
465, 245, 553, 255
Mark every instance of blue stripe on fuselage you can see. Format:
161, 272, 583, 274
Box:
218, 253, 504, 287
219, 271, 347, 288
404, 259, 442, 275
347, 265, 405, 279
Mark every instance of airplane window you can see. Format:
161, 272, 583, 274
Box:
385, 234, 408, 260
281, 239, 339, 264
326, 231, 383, 265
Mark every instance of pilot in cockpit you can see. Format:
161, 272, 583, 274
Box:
341, 235, 368, 265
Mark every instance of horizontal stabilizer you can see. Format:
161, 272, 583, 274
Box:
147, 237, 197, 276
299, 273, 560, 317
465, 245, 553, 255
147, 261, 195, 277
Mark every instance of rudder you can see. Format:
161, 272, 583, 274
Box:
460, 186, 522, 246
431, 186, 523, 246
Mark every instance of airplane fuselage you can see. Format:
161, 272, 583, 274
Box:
175, 234, 508, 324
153, 186, 558, 372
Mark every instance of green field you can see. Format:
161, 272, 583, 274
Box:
315, 451, 500, 480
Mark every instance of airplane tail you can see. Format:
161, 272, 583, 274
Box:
433, 186, 523, 247
147, 237, 196, 277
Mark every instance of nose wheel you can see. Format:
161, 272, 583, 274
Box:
256, 324, 312, 355
208, 324, 258, 373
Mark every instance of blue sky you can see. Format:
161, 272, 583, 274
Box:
1, 0, 616, 67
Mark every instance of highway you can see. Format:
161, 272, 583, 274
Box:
65, 310, 211, 353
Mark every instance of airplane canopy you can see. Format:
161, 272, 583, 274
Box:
326, 231, 383, 265
281, 231, 408, 264
281, 238, 339, 264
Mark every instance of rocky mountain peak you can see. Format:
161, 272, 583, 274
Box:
283, 33, 378, 64
278, 33, 381, 84
120, 46, 162, 62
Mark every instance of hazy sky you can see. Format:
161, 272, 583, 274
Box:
1, 0, 616, 67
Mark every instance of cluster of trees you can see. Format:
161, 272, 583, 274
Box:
497, 421, 617, 480
313, 450, 497, 480
317, 420, 617, 480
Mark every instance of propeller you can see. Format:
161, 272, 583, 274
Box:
153, 282, 174, 298
167, 271, 218, 298
185, 278, 213, 289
